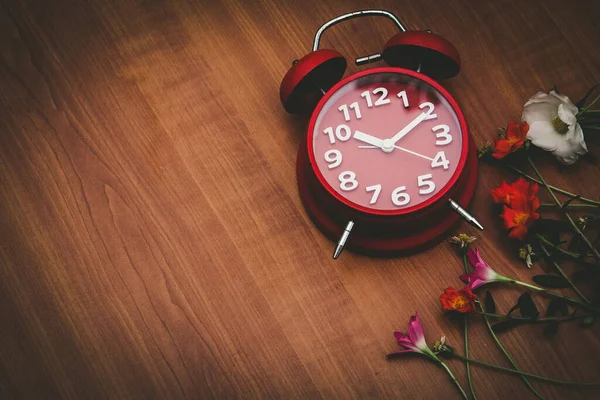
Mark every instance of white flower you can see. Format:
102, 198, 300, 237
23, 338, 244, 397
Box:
522, 90, 587, 165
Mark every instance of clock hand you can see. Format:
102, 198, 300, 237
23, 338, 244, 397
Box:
389, 112, 428, 145
358, 142, 434, 162
353, 130, 393, 153
392, 145, 434, 161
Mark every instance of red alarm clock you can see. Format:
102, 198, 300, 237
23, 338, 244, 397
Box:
280, 10, 481, 258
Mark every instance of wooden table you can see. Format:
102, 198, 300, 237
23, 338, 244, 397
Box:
1, 0, 599, 398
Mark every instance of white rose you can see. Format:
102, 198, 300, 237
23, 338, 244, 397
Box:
522, 90, 587, 165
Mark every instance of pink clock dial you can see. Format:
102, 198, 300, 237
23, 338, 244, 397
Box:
310, 70, 465, 214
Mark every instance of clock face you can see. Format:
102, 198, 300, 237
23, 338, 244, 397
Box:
309, 69, 467, 214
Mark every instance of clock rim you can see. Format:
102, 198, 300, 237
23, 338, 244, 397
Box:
307, 67, 469, 216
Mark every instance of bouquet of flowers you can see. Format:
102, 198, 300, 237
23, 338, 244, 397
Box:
385, 88, 600, 399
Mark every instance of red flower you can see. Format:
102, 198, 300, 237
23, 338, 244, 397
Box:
439, 287, 477, 313
492, 121, 529, 159
500, 194, 540, 240
491, 177, 539, 206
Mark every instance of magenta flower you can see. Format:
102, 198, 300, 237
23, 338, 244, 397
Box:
460, 248, 511, 290
386, 312, 437, 360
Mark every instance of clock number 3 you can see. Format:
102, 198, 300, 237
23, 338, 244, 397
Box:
432, 124, 452, 145
339, 171, 358, 191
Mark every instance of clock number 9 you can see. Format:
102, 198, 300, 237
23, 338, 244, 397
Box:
432, 124, 452, 145
338, 171, 358, 191
323, 124, 352, 144
391, 186, 410, 206
324, 149, 342, 169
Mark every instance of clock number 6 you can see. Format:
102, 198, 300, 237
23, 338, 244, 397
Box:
432, 124, 452, 145
417, 174, 436, 194
392, 186, 410, 206
323, 124, 352, 144
338, 171, 358, 191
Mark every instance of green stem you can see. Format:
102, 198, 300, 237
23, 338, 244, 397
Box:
476, 300, 543, 399
475, 311, 587, 323
537, 238, 592, 304
536, 235, 599, 267
527, 156, 600, 262
505, 165, 600, 206
438, 360, 470, 400
578, 94, 600, 114
539, 203, 600, 209
461, 252, 477, 400
451, 353, 600, 386
512, 280, 599, 313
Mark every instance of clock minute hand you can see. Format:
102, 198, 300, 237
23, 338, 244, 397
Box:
389, 112, 428, 145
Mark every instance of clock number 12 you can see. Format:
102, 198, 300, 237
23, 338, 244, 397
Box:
361, 87, 391, 108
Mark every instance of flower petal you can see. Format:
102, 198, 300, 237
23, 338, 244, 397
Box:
408, 313, 427, 350
526, 121, 561, 151
522, 96, 560, 123
557, 103, 577, 125
501, 206, 520, 229
467, 248, 483, 267
393, 331, 413, 347
552, 124, 588, 164
509, 225, 528, 240
523, 91, 560, 107
549, 90, 577, 114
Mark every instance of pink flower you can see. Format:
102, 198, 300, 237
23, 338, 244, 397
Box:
460, 248, 511, 290
386, 312, 437, 360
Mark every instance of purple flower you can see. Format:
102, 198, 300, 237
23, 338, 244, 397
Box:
386, 313, 436, 360
460, 248, 511, 290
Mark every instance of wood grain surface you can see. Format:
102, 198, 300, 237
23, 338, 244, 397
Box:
1, 0, 600, 398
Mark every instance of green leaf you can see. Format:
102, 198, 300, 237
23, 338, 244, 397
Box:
546, 298, 568, 317
562, 195, 582, 209
532, 275, 570, 289
518, 293, 539, 319
576, 84, 598, 109
581, 316, 596, 327
530, 219, 573, 235
492, 319, 521, 334
582, 152, 598, 165
484, 291, 496, 314
572, 268, 600, 283
543, 321, 559, 337
507, 303, 520, 316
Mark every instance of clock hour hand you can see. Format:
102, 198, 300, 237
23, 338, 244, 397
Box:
389, 112, 428, 145
353, 130, 388, 151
